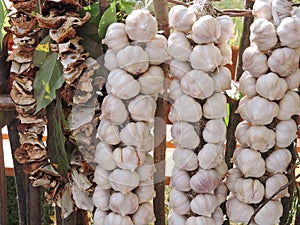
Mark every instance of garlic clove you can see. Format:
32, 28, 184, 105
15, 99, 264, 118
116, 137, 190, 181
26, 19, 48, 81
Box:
109, 169, 140, 194
93, 165, 111, 189
168, 210, 187, 225
275, 119, 297, 148
265, 148, 292, 173
253, 0, 272, 20
213, 206, 224, 225
104, 49, 119, 71
190, 193, 219, 217
277, 16, 300, 48
198, 143, 225, 170
171, 121, 200, 149
135, 179, 155, 203
96, 119, 121, 145
132, 202, 155, 225
145, 34, 171, 65
203, 119, 226, 143
93, 208, 107, 225
109, 192, 139, 216
235, 121, 251, 146
102, 23, 129, 52
172, 148, 198, 171
254, 200, 283, 225
214, 161, 228, 178
170, 167, 191, 192
265, 173, 290, 199
190, 169, 221, 194
169, 59, 191, 80
277, 90, 300, 120
211, 66, 232, 93
128, 95, 156, 122
94, 142, 117, 171
168, 5, 196, 32
238, 71, 258, 98
217, 42, 233, 65
93, 186, 110, 211
242, 46, 268, 77
104, 212, 133, 225
167, 31, 192, 61
169, 189, 191, 215
203, 92, 228, 119
226, 197, 254, 223
214, 183, 228, 204
169, 79, 184, 100
233, 178, 264, 204
285, 69, 300, 90
138, 66, 164, 95
217, 15, 235, 43
226, 168, 244, 192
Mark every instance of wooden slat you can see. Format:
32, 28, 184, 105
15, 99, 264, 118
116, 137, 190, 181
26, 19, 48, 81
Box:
0, 95, 14, 110
0, 130, 7, 225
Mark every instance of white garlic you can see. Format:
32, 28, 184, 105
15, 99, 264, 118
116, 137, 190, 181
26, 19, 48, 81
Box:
245, 125, 275, 153
275, 119, 297, 148
109, 192, 139, 216
242, 46, 268, 77
226, 197, 254, 223
268, 47, 299, 77
203, 119, 226, 143
233, 178, 264, 204
277, 15, 300, 48
169, 79, 184, 100
93, 186, 110, 210
109, 169, 139, 194
217, 15, 235, 43
254, 200, 283, 225
169, 59, 191, 80
104, 49, 119, 71
190, 169, 221, 194
211, 66, 232, 93
169, 189, 191, 215
181, 70, 214, 99
138, 66, 164, 95
272, 0, 292, 26
93, 209, 107, 225
217, 42, 233, 65
265, 173, 290, 199
238, 71, 257, 98
236, 96, 279, 125
203, 92, 228, 119
170, 167, 191, 192
104, 212, 133, 225
190, 44, 222, 71
136, 154, 156, 181
214, 161, 228, 178
125, 9, 157, 42
168, 210, 187, 225
112, 146, 145, 172
96, 119, 121, 145
135, 179, 155, 203
186, 216, 216, 225
198, 143, 224, 169
235, 121, 250, 146
265, 148, 292, 173
256, 72, 288, 101
190, 193, 219, 217
277, 91, 300, 120
94, 142, 117, 171
167, 31, 192, 61
233, 148, 265, 178
191, 15, 221, 44
128, 95, 156, 122
106, 68, 140, 99
117, 45, 149, 75
168, 5, 196, 32
93, 165, 111, 189
171, 122, 200, 149
253, 0, 272, 20
250, 18, 277, 51
285, 69, 300, 90
172, 148, 198, 171
226, 168, 244, 192
103, 23, 129, 51
145, 34, 171, 65
212, 207, 224, 225
168, 94, 202, 123
132, 202, 155, 225
214, 183, 228, 204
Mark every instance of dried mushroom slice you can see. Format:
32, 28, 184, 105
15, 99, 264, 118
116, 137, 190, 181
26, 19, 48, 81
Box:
23, 160, 47, 174
14, 147, 30, 163
10, 62, 35, 75
14, 36, 36, 47
68, 105, 95, 130
17, 114, 46, 124
60, 52, 89, 71
26, 145, 47, 161
50, 26, 77, 43
10, 84, 36, 105
5, 11, 37, 36
36, 13, 67, 29
70, 122, 94, 146
13, 78, 34, 92
42, 0, 81, 16
51, 37, 85, 54
73, 91, 92, 104
7, 45, 34, 63
63, 62, 87, 85
11, 0, 38, 13
17, 121, 46, 134
15, 103, 36, 116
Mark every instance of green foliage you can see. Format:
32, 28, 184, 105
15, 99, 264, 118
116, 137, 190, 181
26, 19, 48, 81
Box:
82, 2, 101, 26
33, 52, 64, 113
46, 100, 70, 177
98, 0, 117, 39
33, 35, 51, 66
0, 0, 8, 48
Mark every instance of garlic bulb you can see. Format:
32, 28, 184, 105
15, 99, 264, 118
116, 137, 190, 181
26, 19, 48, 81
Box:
191, 15, 221, 44
203, 119, 226, 143
125, 9, 157, 42
226, 197, 254, 223
173, 148, 198, 171
233, 178, 264, 204
190, 169, 221, 194
235, 121, 250, 146
253, 0, 272, 20
100, 95, 128, 125
93, 165, 111, 189
171, 122, 200, 149
168, 210, 187, 225
236, 96, 279, 125
103, 23, 129, 51
145, 34, 171, 65
138, 66, 164, 95
217, 15, 235, 43
214, 183, 228, 204
250, 18, 277, 51
226, 168, 243, 192
94, 209, 107, 225
116, 45, 149, 75
109, 169, 139, 194
168, 94, 202, 123
104, 49, 119, 71
214, 161, 228, 178
169, 59, 191, 80
190, 44, 222, 71
245, 125, 275, 152
217, 42, 233, 65
104, 212, 133, 225
186, 216, 216, 225
190, 194, 219, 217
106, 68, 140, 99
238, 71, 258, 98
254, 200, 283, 225
109, 192, 139, 216
256, 72, 288, 101
94, 142, 117, 171
211, 66, 232, 92
285, 69, 300, 90
135, 179, 155, 203
181, 70, 214, 99
242, 46, 268, 77
265, 148, 292, 173
128, 95, 156, 122
135, 154, 156, 181
93, 186, 110, 210
213, 207, 224, 225
167, 31, 192, 61
132, 202, 155, 225
169, 79, 184, 100
198, 143, 224, 169
96, 119, 121, 145
170, 167, 191, 192
168, 5, 196, 32
112, 146, 145, 171
277, 16, 300, 48
169, 189, 190, 215
275, 119, 297, 148
268, 47, 299, 77
233, 148, 265, 178
265, 173, 290, 199
277, 91, 300, 120
203, 93, 228, 119
272, 0, 292, 26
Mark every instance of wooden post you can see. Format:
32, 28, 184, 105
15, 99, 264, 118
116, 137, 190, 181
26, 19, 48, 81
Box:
153, 1, 170, 225
0, 129, 7, 225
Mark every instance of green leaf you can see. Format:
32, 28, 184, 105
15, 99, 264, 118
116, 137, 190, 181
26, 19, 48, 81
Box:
0, 0, 8, 48
76, 22, 100, 41
46, 100, 70, 177
33, 35, 51, 66
98, 0, 117, 39
120, 0, 135, 14
34, 52, 64, 112
82, 2, 101, 26
79, 34, 103, 58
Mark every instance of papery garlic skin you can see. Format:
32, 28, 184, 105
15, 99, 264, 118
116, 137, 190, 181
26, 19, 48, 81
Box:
132, 202, 156, 225
186, 216, 216, 225
238, 71, 258, 98
203, 119, 226, 143
103, 23, 129, 51
285, 69, 300, 90
277, 15, 300, 48
254, 200, 283, 225
104, 212, 133, 225
135, 179, 155, 203
135, 154, 156, 181
265, 148, 292, 173
217, 42, 233, 66
198, 143, 224, 170
173, 148, 198, 171
169, 79, 184, 101
203, 93, 228, 119
171, 122, 200, 149
217, 15, 235, 43
211, 66, 232, 92
138, 66, 164, 95
167, 31, 192, 61
109, 169, 139, 194
253, 0, 272, 20
94, 209, 107, 225
169, 59, 192, 80
145, 34, 171, 65
93, 165, 111, 189
168, 210, 187, 225
233, 178, 264, 204
104, 49, 119, 71
245, 125, 275, 152
242, 46, 268, 77
96, 119, 121, 145
190, 169, 221, 194
190, 194, 219, 217
277, 90, 300, 120
170, 167, 191, 192
235, 121, 250, 146
109, 192, 139, 216
226, 197, 254, 223
169, 189, 191, 215
265, 173, 290, 199
93, 186, 110, 211
128, 95, 156, 122
94, 142, 117, 171
168, 5, 196, 32
275, 119, 298, 148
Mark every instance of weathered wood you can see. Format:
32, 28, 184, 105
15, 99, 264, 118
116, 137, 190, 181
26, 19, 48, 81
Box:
0, 129, 7, 225
27, 180, 42, 225
153, 1, 170, 225
99, 0, 110, 16
0, 95, 14, 109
